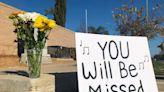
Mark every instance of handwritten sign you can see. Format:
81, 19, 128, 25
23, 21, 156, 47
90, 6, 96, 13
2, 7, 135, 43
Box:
75, 33, 158, 92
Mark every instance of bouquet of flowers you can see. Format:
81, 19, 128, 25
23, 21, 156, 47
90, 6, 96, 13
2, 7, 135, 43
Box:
9, 12, 56, 78
9, 12, 56, 49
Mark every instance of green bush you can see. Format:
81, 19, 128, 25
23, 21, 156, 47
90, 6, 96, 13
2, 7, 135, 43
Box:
152, 61, 164, 75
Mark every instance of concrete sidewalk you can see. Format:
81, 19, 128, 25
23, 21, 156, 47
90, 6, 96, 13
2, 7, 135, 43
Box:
0, 60, 78, 92
42, 60, 77, 73
0, 60, 77, 74
0, 60, 164, 92
157, 79, 164, 92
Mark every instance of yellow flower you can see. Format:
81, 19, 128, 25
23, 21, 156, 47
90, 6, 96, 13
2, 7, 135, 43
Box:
34, 21, 44, 28
43, 18, 49, 24
33, 16, 48, 28
48, 20, 56, 28
33, 15, 56, 32
40, 28, 45, 32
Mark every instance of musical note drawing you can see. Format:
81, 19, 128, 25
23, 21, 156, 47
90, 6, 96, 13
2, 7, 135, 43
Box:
80, 40, 82, 47
83, 47, 90, 55
139, 55, 149, 70
144, 55, 149, 62
139, 62, 144, 70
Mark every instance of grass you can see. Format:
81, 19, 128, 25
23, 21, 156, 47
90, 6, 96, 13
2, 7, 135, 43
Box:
152, 61, 164, 75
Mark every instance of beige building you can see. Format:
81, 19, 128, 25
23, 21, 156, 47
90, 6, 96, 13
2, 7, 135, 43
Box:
0, 2, 75, 56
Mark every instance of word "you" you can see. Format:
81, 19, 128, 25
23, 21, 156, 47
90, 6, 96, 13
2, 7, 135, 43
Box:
98, 40, 130, 60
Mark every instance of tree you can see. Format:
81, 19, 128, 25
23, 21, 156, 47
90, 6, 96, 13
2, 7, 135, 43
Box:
88, 26, 109, 35
113, 1, 163, 39
77, 21, 109, 35
45, 0, 66, 27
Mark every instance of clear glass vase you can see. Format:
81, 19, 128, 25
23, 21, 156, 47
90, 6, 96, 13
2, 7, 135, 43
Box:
27, 48, 42, 78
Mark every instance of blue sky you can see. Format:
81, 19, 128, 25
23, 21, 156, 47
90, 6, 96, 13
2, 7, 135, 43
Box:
1, 0, 164, 56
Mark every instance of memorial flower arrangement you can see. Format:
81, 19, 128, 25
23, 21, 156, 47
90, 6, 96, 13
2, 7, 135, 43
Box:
9, 12, 56, 78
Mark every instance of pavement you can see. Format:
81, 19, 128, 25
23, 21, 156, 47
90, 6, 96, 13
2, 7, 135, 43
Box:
0, 59, 78, 92
157, 79, 164, 92
0, 60, 164, 92
0, 59, 77, 74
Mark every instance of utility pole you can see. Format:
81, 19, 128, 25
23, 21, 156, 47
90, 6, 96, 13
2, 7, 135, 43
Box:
146, 0, 149, 22
85, 9, 88, 33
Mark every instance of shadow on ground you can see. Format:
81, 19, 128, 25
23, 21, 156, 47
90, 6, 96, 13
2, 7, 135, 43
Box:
2, 70, 28, 77
50, 72, 79, 92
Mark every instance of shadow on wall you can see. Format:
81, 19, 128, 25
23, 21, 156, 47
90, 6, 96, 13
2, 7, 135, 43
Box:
17, 39, 24, 57
50, 72, 79, 92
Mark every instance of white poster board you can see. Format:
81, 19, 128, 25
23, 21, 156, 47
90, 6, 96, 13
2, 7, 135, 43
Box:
75, 33, 158, 92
